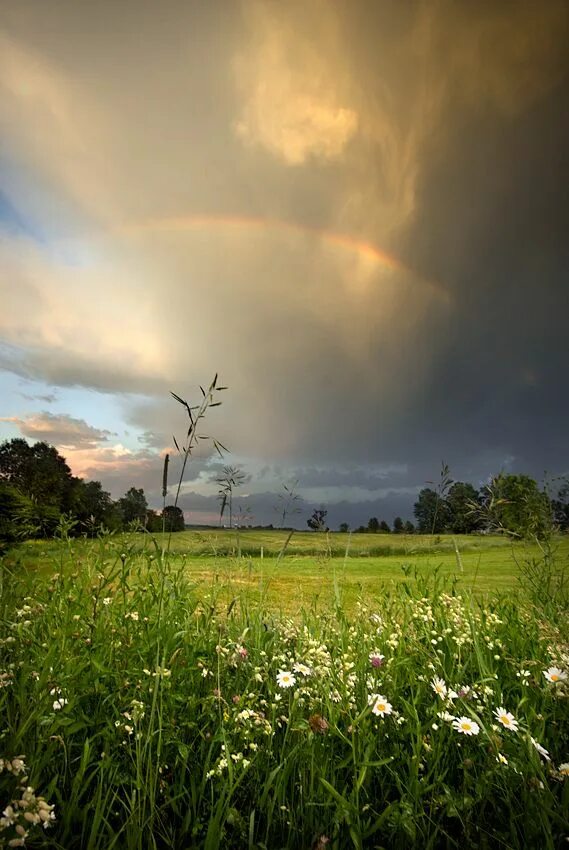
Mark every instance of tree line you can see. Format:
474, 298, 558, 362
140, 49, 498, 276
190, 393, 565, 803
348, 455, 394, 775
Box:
311, 474, 568, 539
0, 438, 184, 543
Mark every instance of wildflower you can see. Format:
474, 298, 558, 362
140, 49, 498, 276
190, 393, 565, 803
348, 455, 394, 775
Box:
369, 652, 384, 668
276, 670, 296, 689
543, 667, 567, 684
431, 677, 447, 698
293, 662, 312, 677
494, 707, 519, 732
438, 710, 456, 723
102, 598, 112, 606
530, 737, 551, 761
53, 697, 68, 711
496, 753, 508, 765
309, 714, 329, 734
558, 763, 569, 776
452, 716, 480, 736
369, 694, 393, 717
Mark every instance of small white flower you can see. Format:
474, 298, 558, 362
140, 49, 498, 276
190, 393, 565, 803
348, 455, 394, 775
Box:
276, 670, 296, 689
494, 707, 519, 732
431, 677, 447, 698
543, 667, 567, 684
293, 663, 312, 677
530, 737, 551, 761
368, 694, 392, 717
438, 710, 456, 723
452, 716, 480, 736
496, 753, 508, 765
558, 762, 569, 776
53, 698, 68, 711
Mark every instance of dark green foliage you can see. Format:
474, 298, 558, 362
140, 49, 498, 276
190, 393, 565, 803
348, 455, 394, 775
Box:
118, 487, 148, 527
338, 522, 350, 533
162, 505, 185, 532
307, 509, 328, 531
0, 438, 75, 511
367, 516, 379, 533
552, 482, 569, 531
0, 482, 36, 542
414, 487, 449, 534
446, 481, 482, 533
392, 517, 404, 533
480, 473, 553, 539
71, 479, 120, 533
379, 519, 391, 533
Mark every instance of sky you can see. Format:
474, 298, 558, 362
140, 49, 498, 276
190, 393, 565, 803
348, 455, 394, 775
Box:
1, 0, 568, 529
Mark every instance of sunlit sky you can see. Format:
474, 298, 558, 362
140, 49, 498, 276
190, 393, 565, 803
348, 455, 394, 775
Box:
1, 0, 568, 527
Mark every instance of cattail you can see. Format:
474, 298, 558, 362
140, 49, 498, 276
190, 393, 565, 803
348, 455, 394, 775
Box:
162, 453, 169, 499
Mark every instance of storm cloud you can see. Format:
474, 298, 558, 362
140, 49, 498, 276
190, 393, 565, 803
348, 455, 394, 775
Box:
1, 0, 568, 524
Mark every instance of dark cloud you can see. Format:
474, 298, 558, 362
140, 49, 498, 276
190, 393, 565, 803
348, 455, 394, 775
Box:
0, 0, 567, 518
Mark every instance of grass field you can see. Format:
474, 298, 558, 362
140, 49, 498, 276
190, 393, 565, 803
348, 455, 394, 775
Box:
5, 530, 569, 610
1, 531, 568, 848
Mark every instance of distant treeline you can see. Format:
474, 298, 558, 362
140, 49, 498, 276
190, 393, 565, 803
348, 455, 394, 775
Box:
0, 438, 184, 543
344, 475, 568, 539
1, 438, 568, 543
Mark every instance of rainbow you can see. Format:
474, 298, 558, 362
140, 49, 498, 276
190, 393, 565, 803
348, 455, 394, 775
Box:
129, 214, 448, 301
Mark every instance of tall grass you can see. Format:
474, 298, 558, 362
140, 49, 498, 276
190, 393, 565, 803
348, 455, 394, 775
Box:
1, 532, 568, 849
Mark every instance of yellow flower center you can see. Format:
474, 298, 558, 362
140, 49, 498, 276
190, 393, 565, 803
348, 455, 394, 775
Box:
377, 703, 385, 711
551, 674, 559, 681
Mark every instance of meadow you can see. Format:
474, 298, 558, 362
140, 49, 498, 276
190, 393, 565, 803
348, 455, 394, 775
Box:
0, 529, 568, 848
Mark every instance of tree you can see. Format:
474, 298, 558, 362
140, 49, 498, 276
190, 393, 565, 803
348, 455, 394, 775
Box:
393, 517, 404, 534
307, 509, 328, 532
404, 520, 415, 534
446, 482, 481, 534
367, 517, 379, 533
379, 520, 391, 533
72, 480, 117, 533
480, 473, 552, 539
0, 438, 75, 511
338, 522, 350, 533
552, 482, 569, 532
162, 505, 185, 532
118, 487, 148, 528
0, 483, 36, 543
414, 488, 449, 534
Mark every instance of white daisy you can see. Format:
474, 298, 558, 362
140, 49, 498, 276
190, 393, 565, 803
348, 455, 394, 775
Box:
431, 677, 447, 698
276, 670, 296, 689
494, 707, 519, 732
452, 716, 480, 736
558, 762, 569, 776
368, 694, 393, 717
543, 667, 567, 684
293, 663, 312, 677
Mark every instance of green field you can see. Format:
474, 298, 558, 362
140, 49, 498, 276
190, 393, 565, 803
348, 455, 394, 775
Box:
6, 530, 568, 611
